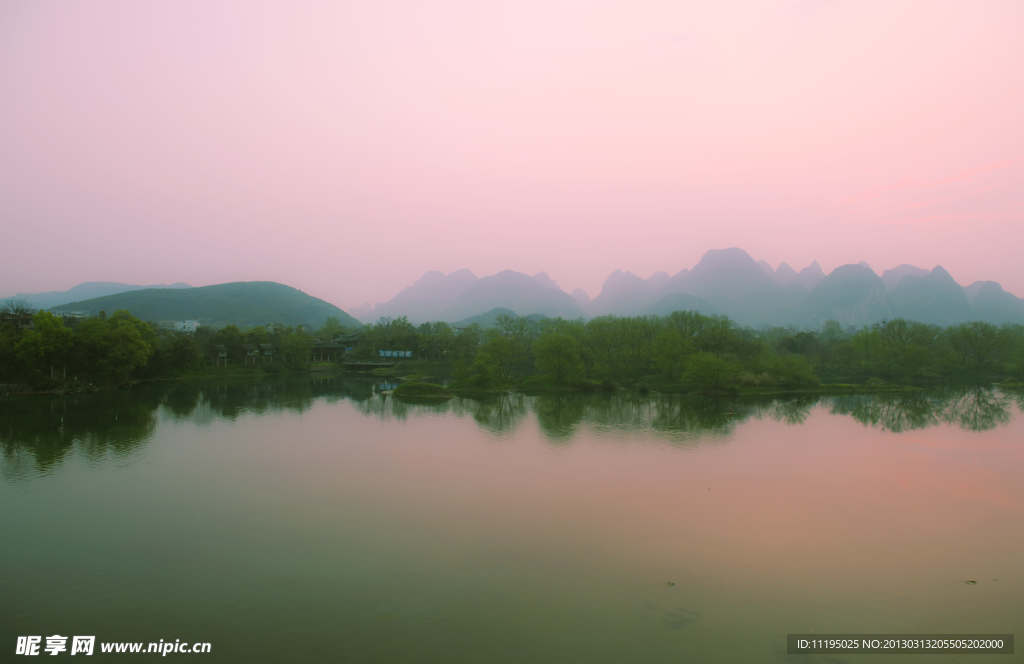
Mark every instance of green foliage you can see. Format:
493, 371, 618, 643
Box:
684, 352, 743, 391
15, 311, 74, 376
650, 329, 690, 377
213, 324, 246, 359
944, 321, 1006, 368
106, 310, 157, 381
478, 327, 529, 380
164, 334, 201, 370
770, 355, 820, 388
6, 290, 1023, 394
533, 332, 584, 380
279, 330, 312, 363
316, 316, 345, 340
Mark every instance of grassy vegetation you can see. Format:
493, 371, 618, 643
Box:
392, 382, 453, 398
517, 375, 620, 392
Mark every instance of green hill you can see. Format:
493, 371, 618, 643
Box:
51, 281, 361, 330
453, 307, 550, 329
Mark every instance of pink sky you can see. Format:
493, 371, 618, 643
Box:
1, 0, 1022, 308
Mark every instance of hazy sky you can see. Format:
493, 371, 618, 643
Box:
2, 1, 1022, 308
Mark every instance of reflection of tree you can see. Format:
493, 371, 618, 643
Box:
647, 395, 744, 435
0, 390, 159, 481
5, 378, 1017, 482
1, 375, 380, 480
827, 387, 1014, 433
357, 393, 410, 421
992, 385, 1024, 416
458, 393, 527, 435
525, 393, 748, 443
941, 386, 1011, 432
532, 395, 586, 443
758, 396, 817, 425
161, 383, 203, 418
828, 393, 940, 433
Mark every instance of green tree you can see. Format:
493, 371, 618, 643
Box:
316, 316, 345, 340
279, 329, 312, 363
15, 310, 74, 378
1, 297, 35, 339
478, 333, 517, 379
533, 332, 584, 381
944, 321, 1004, 368
684, 352, 742, 391
165, 333, 201, 369
650, 329, 691, 377
106, 310, 157, 382
452, 323, 481, 361
771, 355, 820, 388
244, 326, 270, 345
212, 324, 246, 360
488, 314, 532, 378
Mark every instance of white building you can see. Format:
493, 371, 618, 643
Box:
174, 320, 200, 333
55, 310, 90, 321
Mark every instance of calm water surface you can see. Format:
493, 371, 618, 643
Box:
2, 378, 1022, 662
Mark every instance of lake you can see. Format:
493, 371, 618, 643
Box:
2, 378, 1022, 662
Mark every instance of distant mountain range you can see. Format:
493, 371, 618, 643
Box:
45, 282, 360, 329
3, 281, 192, 311
352, 249, 1024, 327
362, 269, 585, 324
6, 250, 1021, 331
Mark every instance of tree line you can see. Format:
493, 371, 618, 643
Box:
0, 301, 352, 387
357, 312, 1024, 390
3, 294, 1022, 391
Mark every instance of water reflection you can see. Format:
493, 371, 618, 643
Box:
1, 378, 1018, 481
826, 386, 1014, 433
0, 391, 159, 481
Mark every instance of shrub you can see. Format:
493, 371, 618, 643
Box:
684, 353, 742, 391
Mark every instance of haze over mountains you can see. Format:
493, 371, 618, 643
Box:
5, 248, 1021, 330
4, 281, 192, 311
352, 248, 1024, 327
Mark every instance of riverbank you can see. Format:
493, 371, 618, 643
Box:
4, 359, 1020, 399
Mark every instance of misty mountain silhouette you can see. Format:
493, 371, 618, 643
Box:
570, 288, 592, 307
794, 264, 894, 327
965, 281, 1024, 323
795, 261, 826, 290
588, 270, 658, 316
4, 281, 192, 311
889, 266, 971, 326
353, 248, 1024, 327
881, 264, 930, 290
443, 270, 584, 322
364, 269, 478, 322
663, 248, 779, 324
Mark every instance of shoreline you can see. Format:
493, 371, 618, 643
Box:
3, 364, 1019, 398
